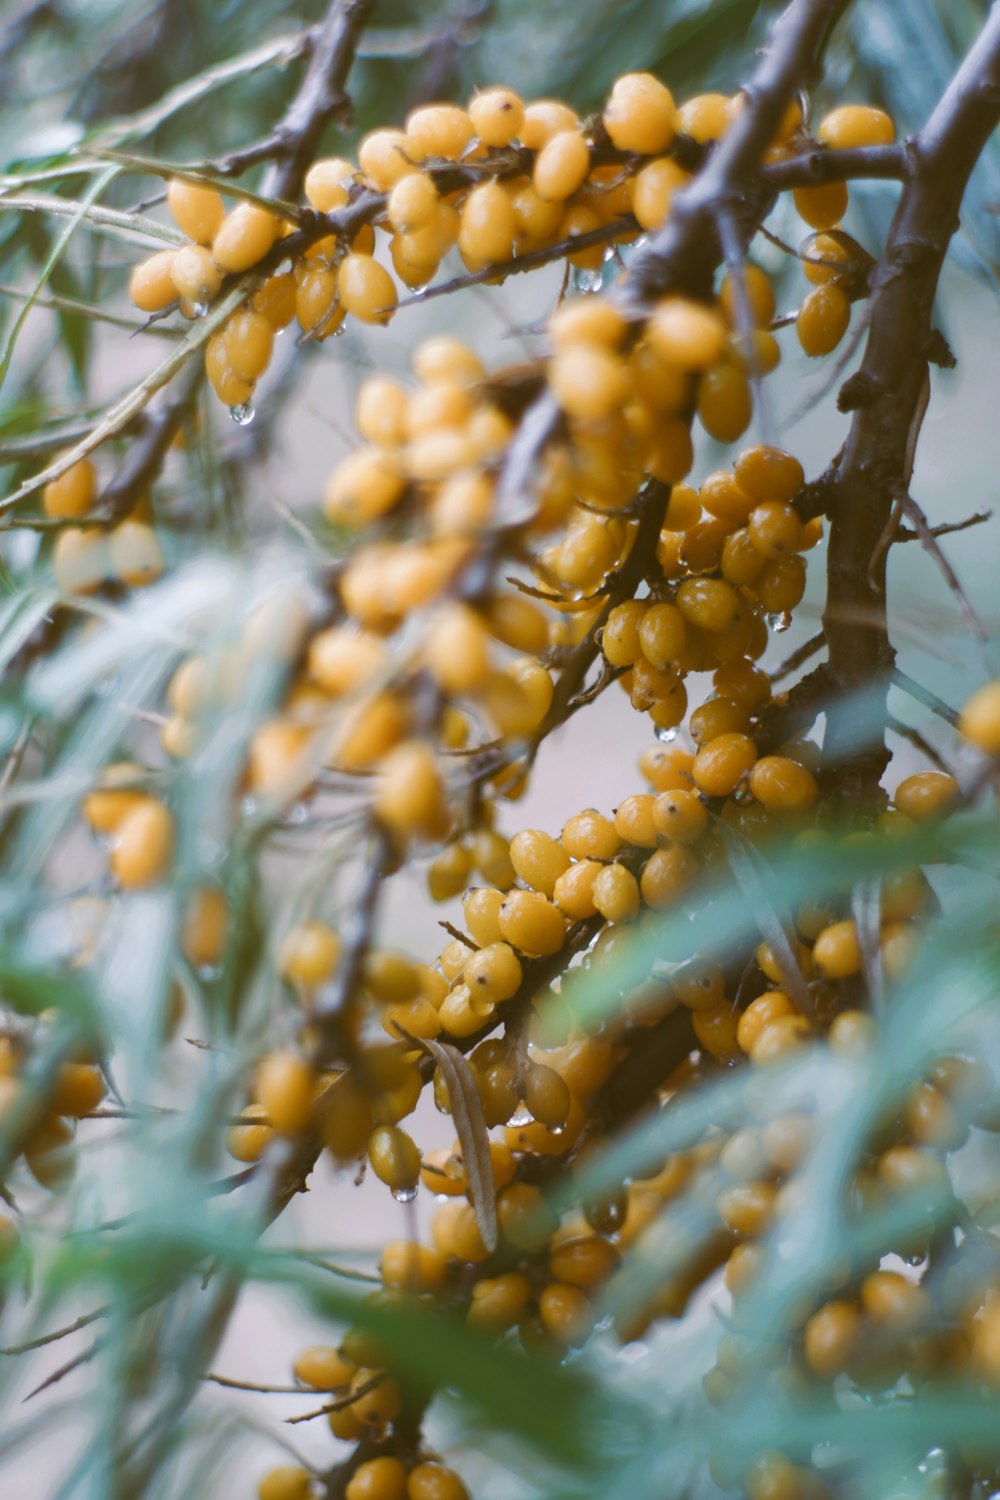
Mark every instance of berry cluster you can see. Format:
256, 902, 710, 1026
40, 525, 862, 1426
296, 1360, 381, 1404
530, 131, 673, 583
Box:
124, 83, 892, 424
21, 54, 1000, 1500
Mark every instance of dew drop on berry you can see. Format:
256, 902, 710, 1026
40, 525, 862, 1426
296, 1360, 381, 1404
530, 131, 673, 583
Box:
654, 723, 679, 743
391, 1183, 419, 1204
229, 401, 256, 427
766, 610, 792, 633
732, 780, 755, 804
192, 301, 209, 319
507, 1104, 532, 1127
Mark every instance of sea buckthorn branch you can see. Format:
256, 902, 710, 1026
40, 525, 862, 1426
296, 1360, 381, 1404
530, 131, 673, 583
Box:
620, 0, 853, 309
241, 0, 377, 203
821, 1, 1000, 797
760, 140, 907, 190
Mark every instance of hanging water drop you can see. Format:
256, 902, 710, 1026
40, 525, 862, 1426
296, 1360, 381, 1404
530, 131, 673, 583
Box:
766, 610, 792, 633
506, 1104, 532, 1127
654, 723, 679, 743
229, 401, 255, 427
391, 1183, 418, 1204
192, 301, 209, 319
572, 265, 603, 294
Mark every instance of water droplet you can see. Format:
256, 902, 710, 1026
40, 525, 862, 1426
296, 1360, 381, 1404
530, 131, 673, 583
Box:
506, 1105, 532, 1127
192, 301, 209, 319
550, 1123, 566, 1137
654, 723, 679, 743
229, 401, 255, 427
433, 1098, 451, 1116
330, 322, 347, 338
392, 1184, 418, 1204
766, 611, 792, 633
241, 795, 258, 818
286, 801, 309, 825
732, 779, 754, 804
572, 266, 603, 294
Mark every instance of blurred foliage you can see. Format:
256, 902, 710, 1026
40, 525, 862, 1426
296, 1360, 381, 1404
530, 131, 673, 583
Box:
0, 4, 997, 1500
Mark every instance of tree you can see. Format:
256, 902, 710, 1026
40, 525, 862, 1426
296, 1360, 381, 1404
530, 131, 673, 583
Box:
0, 0, 999, 1496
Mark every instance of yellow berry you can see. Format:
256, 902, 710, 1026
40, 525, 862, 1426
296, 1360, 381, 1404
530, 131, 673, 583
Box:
647, 297, 727, 372
170, 243, 222, 303
812, 919, 861, 979
959, 680, 1000, 756
894, 771, 959, 822
258, 1465, 313, 1500
44, 457, 96, 520
533, 130, 591, 202
406, 103, 474, 160
374, 740, 445, 840
469, 86, 525, 146
346, 1456, 407, 1500
749, 756, 819, 813
604, 73, 677, 154
324, 448, 406, 528
167, 178, 224, 243
109, 798, 174, 888
458, 180, 517, 264
817, 104, 894, 149
212, 202, 279, 273
592, 863, 640, 922
304, 156, 354, 210
129, 249, 178, 312
793, 180, 849, 230
498, 889, 566, 956
796, 283, 851, 356
692, 732, 757, 797
256, 1050, 315, 1135
338, 253, 397, 324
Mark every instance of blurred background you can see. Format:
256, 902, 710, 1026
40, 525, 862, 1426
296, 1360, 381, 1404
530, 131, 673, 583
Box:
0, 0, 998, 1495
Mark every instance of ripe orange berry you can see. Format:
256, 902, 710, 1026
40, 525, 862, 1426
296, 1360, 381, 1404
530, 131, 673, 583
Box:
812, 919, 861, 979
797, 283, 851, 356
749, 756, 819, 813
539, 1281, 594, 1344
304, 156, 354, 210
533, 129, 591, 202
110, 798, 174, 888
406, 102, 474, 160
295, 266, 341, 337
498, 889, 566, 956
324, 448, 406, 528
793, 180, 849, 230
549, 346, 628, 422
653, 789, 708, 844
719, 264, 775, 328
509, 828, 570, 896
256, 1050, 315, 1135
562, 808, 622, 861
470, 85, 525, 146
736, 990, 796, 1054
467, 1270, 532, 1331
817, 104, 894, 149
258, 1465, 313, 1500
647, 297, 727, 372
692, 732, 757, 797
167, 178, 225, 243
959, 680, 1000, 756
458, 179, 517, 264
129, 249, 179, 312
677, 577, 741, 633
407, 1464, 469, 1500
734, 445, 804, 504
346, 1457, 407, 1500
677, 92, 733, 143
181, 884, 229, 969
368, 1124, 421, 1194
604, 73, 677, 154
44, 456, 96, 519
592, 862, 640, 922
803, 1299, 861, 1376
697, 362, 753, 443
212, 202, 279, 273
748, 501, 802, 557
640, 844, 698, 910
755, 554, 807, 613
51, 1062, 106, 1116
170, 243, 222, 303
374, 740, 444, 840
894, 771, 959, 822
338, 254, 397, 324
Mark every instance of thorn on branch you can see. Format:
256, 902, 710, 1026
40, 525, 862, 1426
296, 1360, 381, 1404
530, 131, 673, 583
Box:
925, 328, 957, 368
837, 370, 878, 412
